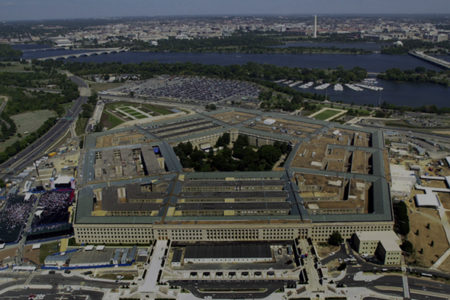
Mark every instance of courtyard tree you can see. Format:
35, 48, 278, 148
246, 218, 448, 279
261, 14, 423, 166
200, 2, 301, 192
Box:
328, 231, 343, 246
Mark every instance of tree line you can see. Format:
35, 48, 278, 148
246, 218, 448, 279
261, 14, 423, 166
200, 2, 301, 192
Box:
0, 72, 79, 116
377, 67, 449, 87
381, 40, 450, 55
79, 31, 371, 55
0, 44, 22, 61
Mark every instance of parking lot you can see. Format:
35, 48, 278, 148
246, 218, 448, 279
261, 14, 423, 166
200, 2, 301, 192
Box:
105, 75, 260, 103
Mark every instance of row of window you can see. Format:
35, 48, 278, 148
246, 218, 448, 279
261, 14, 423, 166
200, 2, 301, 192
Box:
75, 224, 391, 243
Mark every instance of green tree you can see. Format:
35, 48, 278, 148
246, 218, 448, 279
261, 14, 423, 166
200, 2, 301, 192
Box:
328, 231, 343, 246
401, 240, 413, 254
215, 132, 230, 147
205, 103, 216, 110
393, 201, 410, 235
258, 145, 282, 166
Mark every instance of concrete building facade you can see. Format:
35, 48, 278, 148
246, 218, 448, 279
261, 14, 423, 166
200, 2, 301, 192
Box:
352, 231, 401, 265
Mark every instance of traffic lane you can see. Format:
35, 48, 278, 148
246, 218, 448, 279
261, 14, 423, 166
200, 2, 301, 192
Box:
337, 274, 404, 287
369, 287, 447, 300
0, 288, 103, 300
0, 272, 28, 279
407, 267, 450, 280
70, 76, 88, 88
0, 279, 26, 292
408, 277, 450, 294
32, 274, 120, 289
339, 274, 450, 295
370, 275, 450, 295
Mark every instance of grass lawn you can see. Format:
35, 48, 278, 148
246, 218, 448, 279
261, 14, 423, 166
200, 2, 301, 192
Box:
117, 106, 147, 118
0, 62, 32, 73
107, 101, 173, 116
0, 109, 56, 151
100, 111, 124, 129
11, 110, 56, 135
144, 103, 172, 115
129, 111, 145, 117
75, 117, 88, 136
39, 241, 60, 264
313, 109, 343, 121
407, 208, 449, 268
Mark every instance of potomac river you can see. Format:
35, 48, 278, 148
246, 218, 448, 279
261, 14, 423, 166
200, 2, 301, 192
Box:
19, 46, 449, 108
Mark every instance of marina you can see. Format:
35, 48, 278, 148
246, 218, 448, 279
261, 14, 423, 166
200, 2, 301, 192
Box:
355, 83, 384, 91
334, 84, 344, 91
299, 81, 314, 89
345, 83, 364, 92
314, 83, 330, 90
289, 81, 303, 87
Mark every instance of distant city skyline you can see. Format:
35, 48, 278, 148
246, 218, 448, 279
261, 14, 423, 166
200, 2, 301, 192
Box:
0, 0, 449, 21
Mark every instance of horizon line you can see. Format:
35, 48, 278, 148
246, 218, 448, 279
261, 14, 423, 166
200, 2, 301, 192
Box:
2, 12, 450, 23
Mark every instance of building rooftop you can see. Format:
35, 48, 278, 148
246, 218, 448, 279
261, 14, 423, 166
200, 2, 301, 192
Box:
75, 108, 392, 225
415, 193, 440, 208
355, 231, 400, 244
176, 201, 291, 211
184, 243, 272, 259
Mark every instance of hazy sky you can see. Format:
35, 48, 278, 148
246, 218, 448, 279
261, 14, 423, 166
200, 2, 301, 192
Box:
0, 0, 449, 21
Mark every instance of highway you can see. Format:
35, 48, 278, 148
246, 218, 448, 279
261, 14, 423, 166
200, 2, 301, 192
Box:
409, 51, 450, 70
0, 76, 87, 179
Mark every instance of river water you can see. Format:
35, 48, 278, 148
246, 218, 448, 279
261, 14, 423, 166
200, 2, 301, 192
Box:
17, 45, 449, 108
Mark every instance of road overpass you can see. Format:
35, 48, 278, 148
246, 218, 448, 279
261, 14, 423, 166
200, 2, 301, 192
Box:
409, 50, 450, 70
34, 48, 129, 61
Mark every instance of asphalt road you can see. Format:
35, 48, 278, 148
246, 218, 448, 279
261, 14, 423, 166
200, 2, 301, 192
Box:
338, 273, 450, 297
0, 76, 87, 179
0, 272, 120, 290
31, 273, 120, 289
0, 287, 103, 300
322, 241, 450, 279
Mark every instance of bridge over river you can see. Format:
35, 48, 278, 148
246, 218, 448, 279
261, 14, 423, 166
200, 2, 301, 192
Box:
33, 47, 129, 61
409, 50, 450, 70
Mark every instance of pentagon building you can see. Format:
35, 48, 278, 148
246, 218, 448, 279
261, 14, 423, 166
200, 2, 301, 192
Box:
74, 108, 393, 244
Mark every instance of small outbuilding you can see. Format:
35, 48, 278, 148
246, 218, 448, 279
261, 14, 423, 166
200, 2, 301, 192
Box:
415, 193, 440, 208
